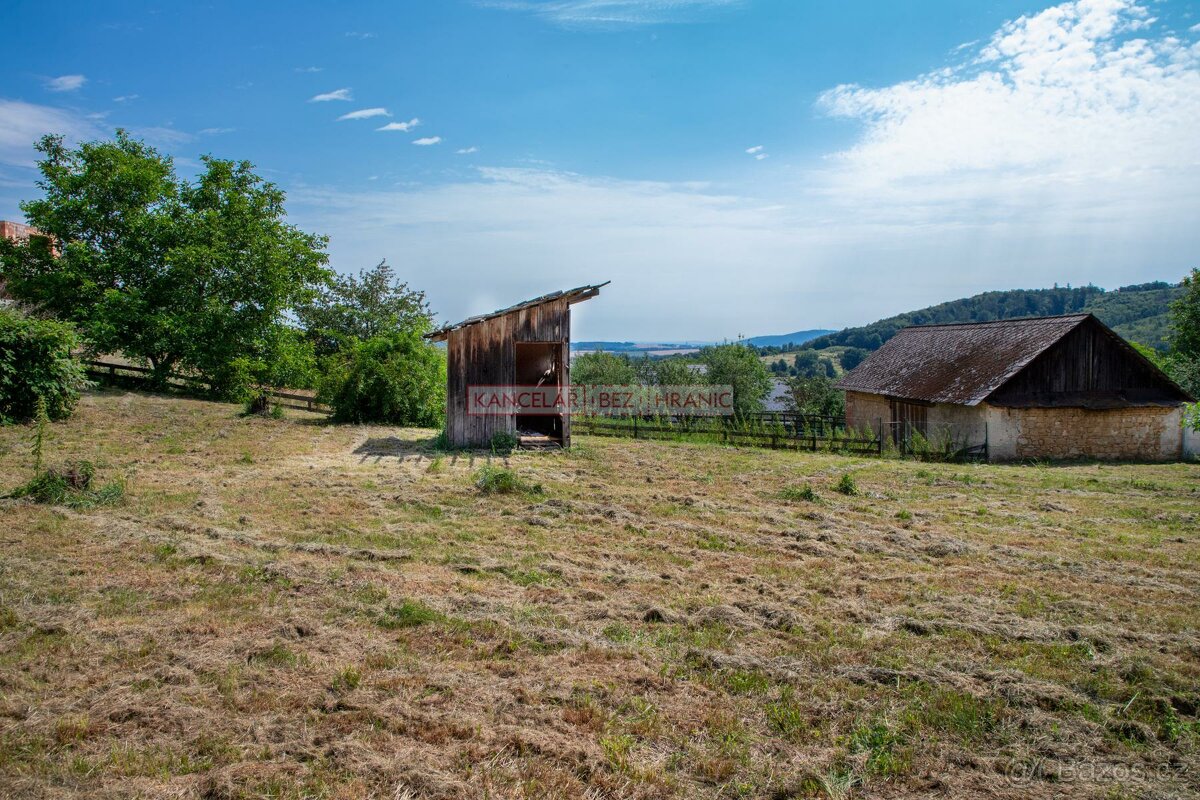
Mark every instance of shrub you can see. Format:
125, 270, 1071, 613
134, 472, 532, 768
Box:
7, 461, 125, 508
780, 483, 819, 502
322, 330, 445, 426
835, 473, 858, 496
489, 430, 519, 455
0, 306, 88, 425
474, 465, 543, 495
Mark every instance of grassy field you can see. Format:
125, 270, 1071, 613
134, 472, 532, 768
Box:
1, 389, 1198, 799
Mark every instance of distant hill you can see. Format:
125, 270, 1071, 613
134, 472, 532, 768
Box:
801, 282, 1182, 354
744, 329, 834, 348
571, 341, 710, 354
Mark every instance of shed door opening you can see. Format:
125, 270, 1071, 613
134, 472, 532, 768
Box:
515, 342, 564, 444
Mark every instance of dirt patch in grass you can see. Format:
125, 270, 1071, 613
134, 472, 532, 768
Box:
1, 389, 1198, 798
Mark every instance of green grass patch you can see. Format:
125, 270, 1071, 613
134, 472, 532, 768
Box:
377, 599, 442, 629
780, 483, 819, 502
474, 465, 543, 495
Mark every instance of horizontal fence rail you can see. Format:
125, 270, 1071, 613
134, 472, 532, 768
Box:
573, 412, 884, 455
84, 359, 330, 413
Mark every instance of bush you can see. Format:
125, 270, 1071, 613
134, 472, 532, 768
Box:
474, 465, 543, 495
489, 430, 519, 455
0, 306, 88, 425
6, 461, 125, 508
835, 473, 858, 495
322, 330, 445, 426
780, 483, 819, 502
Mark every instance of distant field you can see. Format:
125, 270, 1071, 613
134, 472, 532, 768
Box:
1, 390, 1199, 799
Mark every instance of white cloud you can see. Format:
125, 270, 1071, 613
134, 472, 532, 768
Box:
338, 107, 390, 121
345, 31, 376, 39
295, 66, 324, 73
754, 153, 768, 160
483, 0, 742, 28
46, 74, 86, 92
412, 136, 442, 146
198, 127, 235, 135
0, 99, 100, 167
814, 0, 1200, 223
745, 145, 763, 154
286, 0, 1200, 340
309, 88, 353, 102
376, 118, 420, 132
456, 146, 480, 154
132, 126, 193, 146
113, 94, 139, 103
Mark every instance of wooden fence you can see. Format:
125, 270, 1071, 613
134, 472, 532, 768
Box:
84, 359, 330, 413
573, 412, 883, 455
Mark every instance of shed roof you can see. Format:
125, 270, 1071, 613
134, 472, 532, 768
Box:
834, 313, 1100, 406
425, 282, 609, 342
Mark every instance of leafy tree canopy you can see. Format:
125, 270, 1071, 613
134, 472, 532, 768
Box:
784, 374, 845, 418
0, 306, 88, 425
572, 351, 638, 386
0, 132, 331, 398
297, 259, 433, 356
699, 342, 771, 417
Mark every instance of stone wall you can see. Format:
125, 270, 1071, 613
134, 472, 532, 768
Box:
984, 404, 1184, 461
844, 391, 890, 434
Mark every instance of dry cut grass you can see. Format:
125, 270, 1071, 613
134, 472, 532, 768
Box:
1, 388, 1198, 799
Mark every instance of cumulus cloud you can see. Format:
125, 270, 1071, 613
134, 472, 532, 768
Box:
483, 0, 742, 28
815, 0, 1200, 223
456, 146, 480, 154
745, 145, 763, 154
288, 0, 1200, 340
338, 107, 390, 121
309, 88, 353, 102
412, 136, 442, 146
376, 118, 420, 132
113, 94, 139, 103
46, 74, 86, 92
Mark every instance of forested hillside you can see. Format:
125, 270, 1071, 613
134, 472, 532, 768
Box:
801, 282, 1182, 353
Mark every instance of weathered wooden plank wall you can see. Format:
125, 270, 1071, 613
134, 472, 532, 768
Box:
446, 297, 572, 447
989, 318, 1182, 405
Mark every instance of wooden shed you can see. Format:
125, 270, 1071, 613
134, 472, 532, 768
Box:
425, 283, 607, 449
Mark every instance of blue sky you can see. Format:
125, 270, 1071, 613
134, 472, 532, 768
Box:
3, 0, 1199, 340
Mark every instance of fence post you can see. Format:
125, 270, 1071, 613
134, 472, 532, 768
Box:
877, 418, 883, 456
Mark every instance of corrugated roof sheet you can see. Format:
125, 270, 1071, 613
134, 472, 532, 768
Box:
834, 314, 1091, 406
425, 282, 609, 342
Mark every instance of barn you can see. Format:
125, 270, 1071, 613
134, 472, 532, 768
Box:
425, 283, 607, 449
835, 314, 1197, 461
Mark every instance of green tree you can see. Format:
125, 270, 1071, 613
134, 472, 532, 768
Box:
791, 350, 821, 378
1166, 269, 1200, 428
571, 351, 637, 386
699, 342, 771, 416
1168, 269, 1200, 362
0, 132, 331, 397
785, 374, 845, 418
0, 306, 88, 424
297, 259, 432, 357
839, 347, 868, 371
322, 329, 446, 426
650, 358, 699, 387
